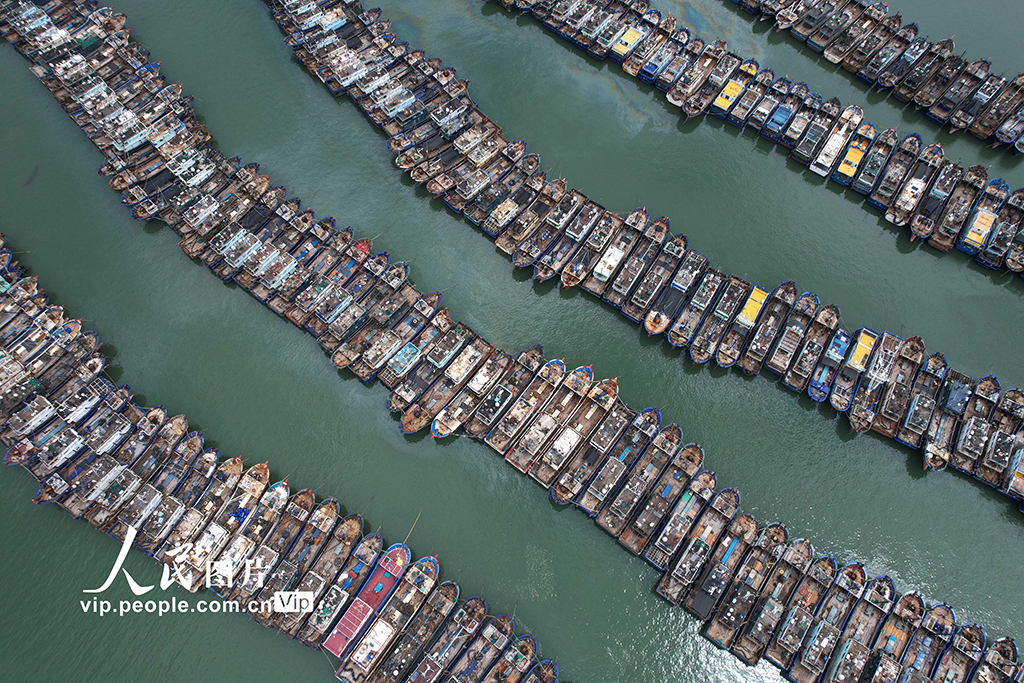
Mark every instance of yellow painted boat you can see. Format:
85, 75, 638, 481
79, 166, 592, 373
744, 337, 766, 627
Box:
735, 285, 768, 327
848, 328, 879, 373
711, 59, 758, 117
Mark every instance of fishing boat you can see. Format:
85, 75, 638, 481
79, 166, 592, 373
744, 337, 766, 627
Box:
913, 52, 968, 111
278, 513, 364, 638
969, 73, 1024, 140
975, 389, 1024, 487
366, 580, 460, 683
322, 543, 411, 659
949, 74, 1007, 132
909, 162, 962, 240
763, 555, 839, 671
809, 0, 869, 53
841, 11, 902, 74
956, 178, 1010, 255
736, 280, 798, 376
1001, 108, 1024, 147
731, 538, 816, 666
764, 291, 819, 377
430, 349, 513, 439
667, 268, 726, 349
252, 496, 342, 627
655, 486, 742, 603
621, 233, 687, 323
849, 331, 905, 433
949, 375, 1002, 474
296, 533, 383, 648
928, 58, 990, 124
832, 122, 876, 185
405, 595, 488, 683
762, 82, 809, 141
334, 555, 439, 683
533, 196, 600, 281
875, 34, 931, 89
748, 75, 792, 131
704, 523, 789, 649
691, 275, 753, 365
682, 513, 760, 622
479, 632, 537, 683
791, 97, 841, 164
504, 365, 598, 475
977, 187, 1024, 269
901, 603, 957, 678
922, 369, 974, 471
561, 210, 622, 288
683, 52, 741, 118
710, 58, 758, 119
809, 104, 864, 176
824, 2, 889, 64
969, 637, 1020, 683
582, 207, 648, 296
872, 590, 927, 672
779, 92, 823, 150
716, 284, 769, 368
484, 358, 566, 454
656, 37, 705, 92
790, 1, 842, 42
351, 292, 442, 382
931, 623, 987, 683
463, 345, 545, 441
666, 39, 727, 109
595, 424, 682, 535
783, 304, 840, 392
399, 337, 494, 434
867, 133, 922, 210
774, 0, 816, 32
830, 328, 878, 413
726, 67, 774, 127
640, 471, 719, 569
616, 443, 705, 554
638, 36, 684, 85
643, 250, 707, 336
550, 399, 636, 504
482, 171, 546, 239
894, 352, 948, 449
895, 38, 956, 101
443, 613, 516, 683
869, 335, 926, 438
825, 576, 897, 683
886, 143, 944, 226
377, 309, 453, 390
577, 406, 662, 515
386, 321, 474, 414
806, 328, 851, 402
787, 562, 868, 683
856, 21, 917, 83
521, 660, 558, 683
851, 127, 897, 194
927, 165, 988, 251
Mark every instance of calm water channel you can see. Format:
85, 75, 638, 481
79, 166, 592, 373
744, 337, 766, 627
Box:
0, 1, 1022, 681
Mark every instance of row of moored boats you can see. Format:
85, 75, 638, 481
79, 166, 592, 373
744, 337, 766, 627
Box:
493, 0, 1024, 274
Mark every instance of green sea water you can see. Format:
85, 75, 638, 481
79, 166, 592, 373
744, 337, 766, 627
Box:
0, 1, 1022, 682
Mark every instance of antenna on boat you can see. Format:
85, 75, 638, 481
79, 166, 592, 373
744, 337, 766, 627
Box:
403, 508, 422, 544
